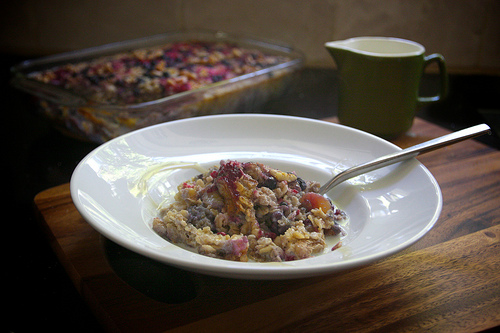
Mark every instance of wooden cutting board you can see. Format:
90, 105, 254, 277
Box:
34, 118, 500, 332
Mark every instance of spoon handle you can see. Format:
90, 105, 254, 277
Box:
318, 123, 491, 195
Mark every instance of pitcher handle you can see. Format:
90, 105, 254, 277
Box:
417, 53, 448, 106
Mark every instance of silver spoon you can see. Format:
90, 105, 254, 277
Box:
318, 123, 491, 195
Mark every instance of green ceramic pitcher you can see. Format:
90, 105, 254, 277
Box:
325, 37, 448, 138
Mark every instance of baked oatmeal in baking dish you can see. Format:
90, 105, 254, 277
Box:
153, 160, 347, 262
27, 41, 291, 105
12, 32, 302, 143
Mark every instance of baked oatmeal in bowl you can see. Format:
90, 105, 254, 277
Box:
152, 160, 348, 262
70, 114, 442, 279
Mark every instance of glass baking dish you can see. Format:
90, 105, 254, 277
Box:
11, 30, 304, 143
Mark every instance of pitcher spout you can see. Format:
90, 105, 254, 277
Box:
324, 40, 353, 68
324, 40, 351, 51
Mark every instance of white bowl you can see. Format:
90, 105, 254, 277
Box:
71, 114, 442, 279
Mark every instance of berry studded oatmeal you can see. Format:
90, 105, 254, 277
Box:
19, 38, 299, 142
152, 160, 347, 262
27, 41, 291, 105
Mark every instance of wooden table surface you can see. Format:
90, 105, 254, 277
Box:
34, 117, 500, 333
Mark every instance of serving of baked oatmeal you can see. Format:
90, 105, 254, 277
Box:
153, 160, 347, 262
